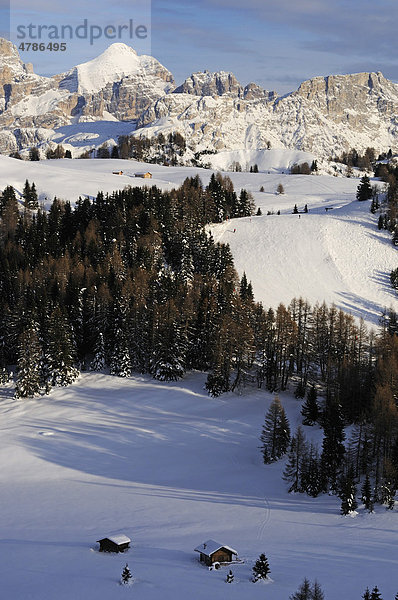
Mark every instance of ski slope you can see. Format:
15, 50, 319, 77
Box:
0, 372, 397, 600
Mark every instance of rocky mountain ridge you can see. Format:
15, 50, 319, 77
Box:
0, 38, 398, 159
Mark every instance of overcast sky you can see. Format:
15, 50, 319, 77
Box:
1, 0, 398, 93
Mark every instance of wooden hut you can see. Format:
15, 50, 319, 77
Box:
112, 170, 123, 175
194, 539, 238, 566
134, 172, 153, 179
97, 534, 131, 553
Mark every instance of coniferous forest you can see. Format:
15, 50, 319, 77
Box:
1, 172, 398, 505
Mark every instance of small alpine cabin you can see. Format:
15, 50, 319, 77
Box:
97, 534, 131, 553
112, 170, 123, 175
134, 172, 153, 179
194, 539, 238, 566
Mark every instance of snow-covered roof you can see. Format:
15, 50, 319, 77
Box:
194, 539, 237, 557
98, 534, 131, 545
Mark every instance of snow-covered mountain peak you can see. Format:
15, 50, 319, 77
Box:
72, 43, 142, 94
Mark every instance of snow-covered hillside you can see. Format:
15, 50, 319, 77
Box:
1, 155, 396, 326
0, 372, 396, 600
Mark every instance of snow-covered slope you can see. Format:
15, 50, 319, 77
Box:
0, 371, 396, 600
0, 155, 396, 326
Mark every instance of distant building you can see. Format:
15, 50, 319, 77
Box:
134, 172, 153, 179
194, 539, 238, 566
97, 534, 131, 553
112, 170, 123, 175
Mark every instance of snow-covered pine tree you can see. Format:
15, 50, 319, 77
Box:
356, 175, 373, 201
379, 478, 395, 510
108, 297, 132, 378
260, 396, 291, 463
361, 473, 374, 512
14, 324, 42, 398
151, 301, 187, 381
90, 332, 106, 371
252, 553, 270, 582
225, 570, 234, 583
362, 587, 371, 600
370, 586, 383, 599
301, 386, 319, 425
283, 426, 308, 493
46, 306, 79, 386
0, 366, 9, 383
289, 577, 312, 600
121, 564, 133, 585
339, 465, 358, 515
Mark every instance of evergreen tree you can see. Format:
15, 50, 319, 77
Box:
311, 580, 324, 600
225, 569, 234, 583
252, 553, 270, 582
277, 183, 285, 195
283, 426, 308, 493
320, 398, 346, 491
45, 306, 79, 387
362, 589, 371, 600
379, 477, 395, 509
121, 564, 133, 585
14, 324, 42, 398
300, 442, 322, 497
29, 147, 40, 161
301, 386, 319, 425
370, 586, 383, 599
339, 465, 358, 515
293, 204, 299, 214
290, 577, 312, 600
356, 175, 373, 201
90, 332, 106, 371
295, 380, 306, 398
260, 396, 291, 463
361, 473, 374, 512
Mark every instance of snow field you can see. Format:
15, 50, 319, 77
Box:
0, 372, 397, 600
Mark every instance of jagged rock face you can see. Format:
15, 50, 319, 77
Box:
173, 70, 276, 101
136, 70, 398, 157
174, 70, 243, 96
1, 37, 398, 160
0, 39, 174, 153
